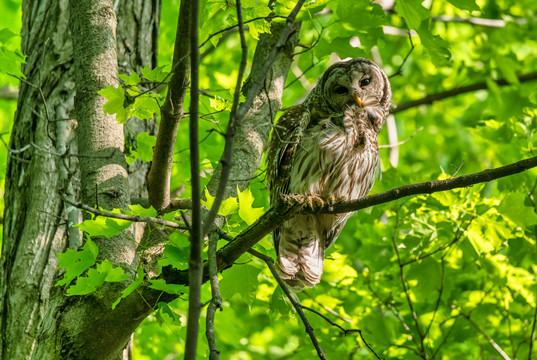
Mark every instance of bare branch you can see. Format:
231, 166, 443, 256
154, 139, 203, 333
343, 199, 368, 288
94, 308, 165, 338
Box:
247, 249, 327, 360
392, 71, 537, 114
199, 15, 287, 48
389, 31, 414, 79
460, 311, 512, 360
147, 0, 191, 212
60, 193, 186, 229
379, 126, 423, 149
390, 210, 427, 358
236, 0, 306, 122
206, 231, 222, 360
301, 306, 383, 359
184, 0, 203, 357
431, 15, 528, 27
202, 0, 249, 237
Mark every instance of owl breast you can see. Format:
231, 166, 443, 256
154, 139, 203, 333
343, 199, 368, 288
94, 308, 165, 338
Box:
288, 106, 379, 201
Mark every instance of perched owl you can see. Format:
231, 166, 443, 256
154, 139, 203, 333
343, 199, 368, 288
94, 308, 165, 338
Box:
267, 57, 392, 290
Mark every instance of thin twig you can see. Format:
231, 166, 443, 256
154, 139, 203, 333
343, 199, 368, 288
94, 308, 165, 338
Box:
248, 249, 327, 360
389, 31, 414, 78
203, 2, 249, 356
199, 15, 286, 48
430, 316, 461, 359
391, 210, 428, 359
400, 217, 474, 267
431, 15, 528, 27
60, 193, 186, 229
213, 228, 326, 358
184, 0, 202, 357
301, 306, 383, 360
423, 259, 445, 339
379, 126, 423, 149
460, 311, 512, 360
206, 233, 222, 360
202, 0, 249, 237
527, 179, 537, 360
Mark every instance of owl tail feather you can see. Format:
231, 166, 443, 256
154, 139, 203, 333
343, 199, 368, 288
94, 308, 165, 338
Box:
277, 236, 325, 291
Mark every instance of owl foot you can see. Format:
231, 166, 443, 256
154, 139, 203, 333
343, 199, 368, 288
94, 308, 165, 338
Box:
326, 194, 348, 206
279, 194, 324, 211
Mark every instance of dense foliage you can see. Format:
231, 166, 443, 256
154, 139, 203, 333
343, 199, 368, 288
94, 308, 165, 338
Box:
1, 0, 536, 359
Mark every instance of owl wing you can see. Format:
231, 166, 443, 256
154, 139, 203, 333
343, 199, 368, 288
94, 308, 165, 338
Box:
266, 104, 311, 204
266, 105, 311, 255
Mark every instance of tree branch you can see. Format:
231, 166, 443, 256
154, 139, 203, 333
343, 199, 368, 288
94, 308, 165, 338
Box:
202, 0, 249, 237
204, 20, 301, 226
431, 15, 528, 28
391, 210, 427, 357
460, 311, 512, 360
392, 71, 537, 114
184, 0, 202, 357
247, 249, 327, 360
147, 0, 191, 212
213, 156, 537, 270
301, 306, 383, 359
60, 193, 186, 229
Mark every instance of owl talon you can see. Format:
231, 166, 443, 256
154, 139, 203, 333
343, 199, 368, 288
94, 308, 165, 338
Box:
306, 194, 324, 211
326, 194, 347, 206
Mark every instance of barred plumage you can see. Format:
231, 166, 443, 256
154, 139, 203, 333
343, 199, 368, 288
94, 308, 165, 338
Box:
267, 58, 392, 290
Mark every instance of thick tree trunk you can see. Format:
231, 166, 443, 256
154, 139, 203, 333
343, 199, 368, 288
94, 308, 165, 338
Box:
0, 0, 159, 359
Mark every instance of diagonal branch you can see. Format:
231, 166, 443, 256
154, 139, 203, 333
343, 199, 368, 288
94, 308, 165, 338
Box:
392, 71, 537, 114
202, 0, 249, 237
248, 249, 327, 360
301, 306, 383, 359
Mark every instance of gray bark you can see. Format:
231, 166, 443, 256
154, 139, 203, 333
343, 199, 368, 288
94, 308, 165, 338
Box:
0, 0, 159, 359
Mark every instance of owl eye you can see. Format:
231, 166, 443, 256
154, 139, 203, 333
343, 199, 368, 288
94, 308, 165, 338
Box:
360, 78, 371, 87
334, 86, 349, 95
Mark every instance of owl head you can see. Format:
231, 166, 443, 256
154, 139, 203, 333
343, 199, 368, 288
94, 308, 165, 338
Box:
306, 57, 392, 132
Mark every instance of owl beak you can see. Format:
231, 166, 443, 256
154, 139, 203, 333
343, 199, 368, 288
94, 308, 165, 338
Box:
355, 95, 364, 108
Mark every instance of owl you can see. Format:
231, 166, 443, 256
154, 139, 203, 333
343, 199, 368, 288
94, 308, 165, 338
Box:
266, 57, 392, 290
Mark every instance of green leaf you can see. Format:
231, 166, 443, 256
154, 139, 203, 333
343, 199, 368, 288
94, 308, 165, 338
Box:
270, 286, 293, 315
123, 203, 158, 218
209, 96, 231, 111
395, 0, 429, 30
98, 259, 130, 282
141, 64, 170, 82
201, 188, 239, 216
112, 267, 144, 309
74, 212, 132, 238
149, 279, 186, 295
417, 22, 451, 65
66, 267, 107, 295
99, 85, 130, 123
0, 28, 17, 43
495, 55, 520, 85
237, 186, 265, 225
56, 238, 99, 287
155, 302, 182, 325
498, 192, 537, 228
220, 264, 261, 304
129, 132, 157, 163
118, 71, 141, 86
65, 260, 128, 296
161, 243, 189, 270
